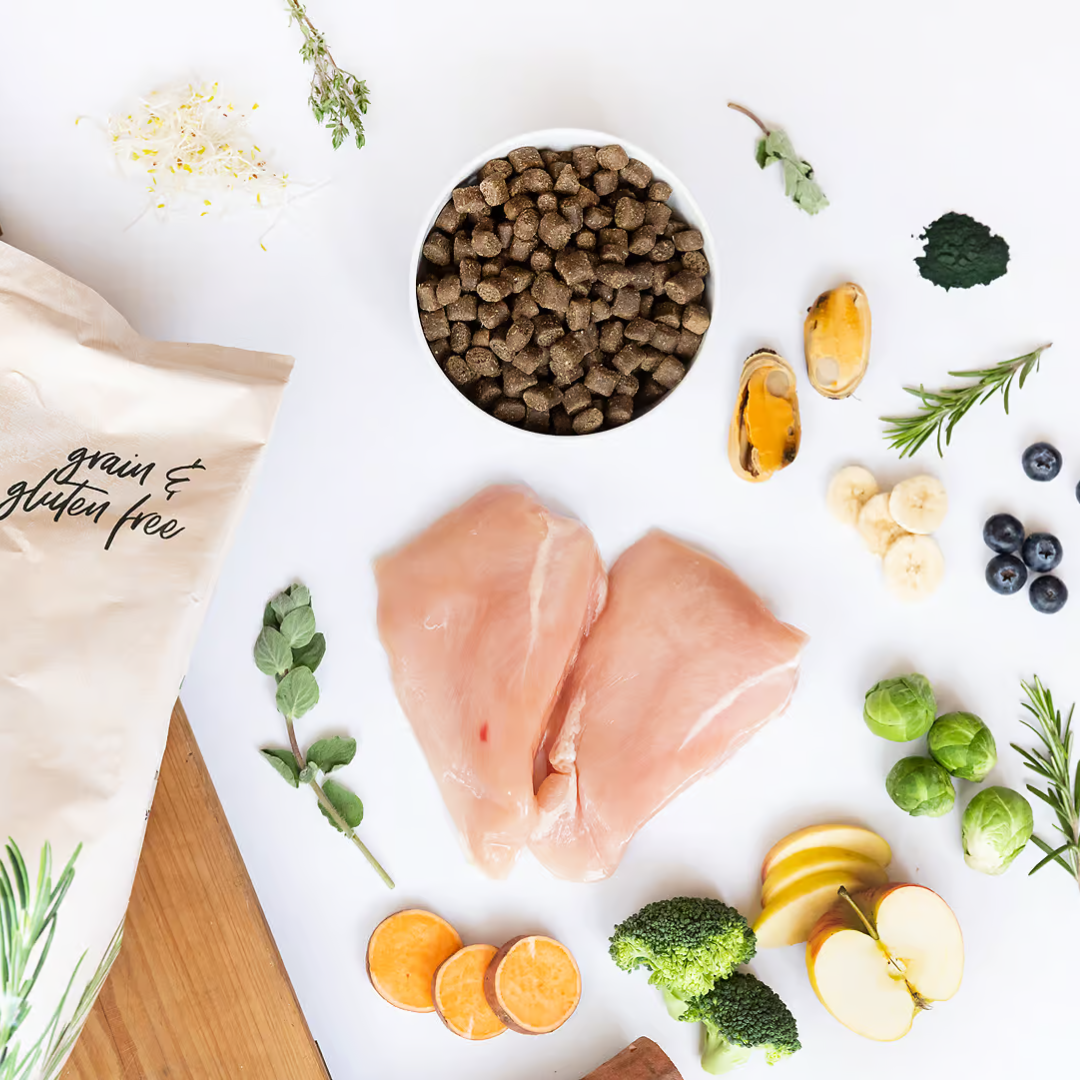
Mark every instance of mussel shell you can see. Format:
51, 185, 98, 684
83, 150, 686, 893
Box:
728, 349, 801, 483
804, 282, 871, 399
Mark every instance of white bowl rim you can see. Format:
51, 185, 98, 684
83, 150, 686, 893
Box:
409, 127, 717, 441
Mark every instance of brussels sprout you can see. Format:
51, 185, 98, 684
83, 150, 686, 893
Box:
962, 786, 1033, 875
864, 674, 936, 741
885, 756, 955, 817
928, 712, 997, 782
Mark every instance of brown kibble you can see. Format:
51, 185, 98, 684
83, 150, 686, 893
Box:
650, 323, 680, 354
613, 343, 647, 375
599, 319, 624, 353
513, 207, 540, 241
453, 232, 475, 263
446, 294, 478, 322
493, 398, 527, 423
420, 308, 450, 341
674, 228, 704, 252
552, 364, 584, 387
477, 275, 513, 303
449, 322, 471, 354
592, 280, 615, 302
598, 243, 627, 265
648, 180, 673, 202
639, 377, 668, 406
523, 383, 563, 412
436, 275, 462, 306
639, 346, 664, 373
653, 355, 686, 388
567, 297, 591, 331
644, 201, 672, 230
509, 237, 537, 262
639, 294, 655, 319
531, 271, 571, 314
435, 201, 466, 232
497, 221, 514, 250
506, 318, 534, 353
530, 248, 554, 272
465, 347, 501, 377
480, 257, 504, 279
422, 230, 452, 267
624, 317, 656, 343
452, 186, 487, 214
416, 280, 440, 312
664, 270, 705, 305
629, 224, 658, 255
430, 338, 451, 363
512, 344, 545, 375
471, 328, 490, 347
562, 383, 592, 415
549, 335, 587, 372
629, 263, 654, 291
551, 162, 580, 194
649, 237, 676, 262
681, 250, 710, 277
471, 225, 502, 258
477, 300, 510, 329
650, 262, 673, 295
572, 406, 604, 434
682, 303, 710, 336
559, 201, 584, 233
533, 311, 565, 347
606, 394, 634, 424
592, 169, 619, 197
551, 405, 574, 435
445, 355, 479, 386
473, 377, 503, 408
511, 292, 540, 320
595, 264, 633, 289
611, 287, 641, 321
676, 329, 702, 359
596, 144, 630, 170
572, 145, 599, 178
584, 205, 613, 230
538, 212, 572, 251
503, 366, 539, 398
541, 148, 572, 165
480, 176, 509, 207
554, 248, 594, 286
585, 366, 619, 396
653, 300, 681, 327
502, 265, 534, 294
459, 258, 481, 292
620, 158, 652, 189
508, 146, 543, 172
481, 158, 513, 181
591, 299, 611, 322
616, 373, 640, 397
614, 197, 646, 231
521, 167, 554, 193
503, 194, 535, 221
536, 192, 559, 213
525, 408, 551, 433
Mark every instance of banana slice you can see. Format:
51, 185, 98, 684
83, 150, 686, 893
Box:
827, 465, 880, 526
883, 534, 945, 601
857, 492, 909, 555
889, 475, 948, 534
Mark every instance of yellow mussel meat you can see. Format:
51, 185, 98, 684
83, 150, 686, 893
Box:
804, 282, 871, 399
728, 349, 801, 483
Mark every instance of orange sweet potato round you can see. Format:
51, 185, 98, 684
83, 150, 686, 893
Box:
432, 944, 507, 1040
366, 909, 462, 1013
483, 934, 581, 1034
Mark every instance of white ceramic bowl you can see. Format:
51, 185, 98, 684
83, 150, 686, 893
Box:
411, 128, 717, 438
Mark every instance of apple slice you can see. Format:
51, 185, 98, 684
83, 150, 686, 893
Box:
806, 884, 964, 1042
761, 824, 891, 881
762, 847, 887, 907
753, 867, 888, 949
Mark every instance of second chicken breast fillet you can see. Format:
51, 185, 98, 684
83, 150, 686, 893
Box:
531, 530, 807, 882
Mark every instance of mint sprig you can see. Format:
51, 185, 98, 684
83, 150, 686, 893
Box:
255, 584, 393, 888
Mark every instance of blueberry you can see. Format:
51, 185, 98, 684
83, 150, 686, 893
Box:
1022, 442, 1062, 482
986, 553, 1028, 595
1030, 575, 1068, 613
983, 513, 1025, 554
1021, 532, 1063, 572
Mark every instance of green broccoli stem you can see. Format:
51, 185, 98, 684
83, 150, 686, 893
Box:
837, 888, 929, 1011
701, 1025, 753, 1075
661, 987, 690, 1020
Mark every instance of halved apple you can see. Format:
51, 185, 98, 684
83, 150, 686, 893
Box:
762, 847, 887, 907
761, 824, 891, 881
753, 866, 888, 949
806, 884, 964, 1042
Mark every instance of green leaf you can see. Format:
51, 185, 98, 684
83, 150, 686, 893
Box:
289, 584, 311, 608
263, 601, 279, 628
254, 626, 293, 677
280, 606, 317, 649
307, 736, 357, 774
260, 748, 300, 787
276, 666, 320, 719
754, 137, 768, 169
320, 779, 364, 830
291, 632, 326, 673
271, 587, 306, 621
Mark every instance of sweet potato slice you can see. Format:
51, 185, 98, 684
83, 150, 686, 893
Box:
432, 944, 507, 1040
483, 934, 581, 1034
581, 1037, 683, 1079
367, 909, 462, 1013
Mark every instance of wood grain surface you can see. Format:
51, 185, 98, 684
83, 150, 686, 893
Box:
62, 700, 330, 1080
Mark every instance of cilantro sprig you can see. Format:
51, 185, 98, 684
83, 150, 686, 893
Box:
255, 584, 393, 888
728, 103, 828, 215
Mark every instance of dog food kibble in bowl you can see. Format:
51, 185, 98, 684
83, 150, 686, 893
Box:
415, 141, 712, 435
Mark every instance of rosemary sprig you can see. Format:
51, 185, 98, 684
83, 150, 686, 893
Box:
881, 344, 1051, 458
284, 0, 370, 150
1012, 677, 1080, 896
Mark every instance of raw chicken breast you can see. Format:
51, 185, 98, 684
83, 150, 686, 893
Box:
375, 485, 607, 878
531, 531, 807, 882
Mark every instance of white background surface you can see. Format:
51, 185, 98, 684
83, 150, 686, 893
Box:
3, 2, 1079, 1077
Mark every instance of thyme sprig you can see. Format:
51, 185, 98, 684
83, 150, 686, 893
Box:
284, 0, 370, 150
881, 344, 1051, 458
1012, 677, 1080, 896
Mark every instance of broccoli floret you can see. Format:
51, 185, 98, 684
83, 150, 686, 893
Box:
682, 972, 801, 1074
609, 897, 757, 1000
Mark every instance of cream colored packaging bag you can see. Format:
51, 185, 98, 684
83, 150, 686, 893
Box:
0, 242, 292, 1079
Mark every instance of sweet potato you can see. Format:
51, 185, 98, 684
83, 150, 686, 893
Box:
366, 909, 462, 1013
432, 944, 507, 1040
483, 934, 581, 1034
581, 1037, 683, 1079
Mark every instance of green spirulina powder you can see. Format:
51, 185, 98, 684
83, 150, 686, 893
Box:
916, 211, 1010, 290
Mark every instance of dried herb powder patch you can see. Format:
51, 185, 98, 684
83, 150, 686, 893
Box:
916, 212, 1009, 290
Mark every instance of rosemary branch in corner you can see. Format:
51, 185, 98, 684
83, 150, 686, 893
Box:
881, 344, 1051, 458
1013, 677, 1080, 897
255, 583, 394, 888
284, 0, 370, 149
